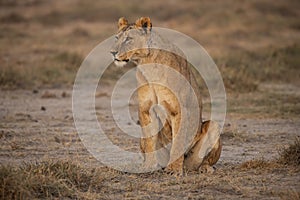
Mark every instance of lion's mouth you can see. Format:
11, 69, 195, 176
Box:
114, 58, 129, 63
114, 58, 129, 67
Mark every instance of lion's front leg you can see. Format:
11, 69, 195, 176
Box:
166, 155, 184, 175
139, 101, 161, 170
165, 114, 185, 175
140, 136, 159, 170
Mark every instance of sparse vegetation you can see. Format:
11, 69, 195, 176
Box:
0, 160, 105, 199
278, 137, 300, 166
0, 0, 299, 91
217, 43, 300, 92
0, 51, 83, 89
239, 159, 280, 171
0, 155, 298, 200
0, 12, 27, 24
239, 138, 300, 172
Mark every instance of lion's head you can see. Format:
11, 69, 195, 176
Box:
110, 17, 152, 67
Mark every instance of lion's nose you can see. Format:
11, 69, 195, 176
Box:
110, 50, 118, 57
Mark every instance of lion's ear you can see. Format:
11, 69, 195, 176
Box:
135, 17, 152, 32
118, 17, 128, 30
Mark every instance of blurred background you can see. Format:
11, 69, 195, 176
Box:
0, 0, 299, 92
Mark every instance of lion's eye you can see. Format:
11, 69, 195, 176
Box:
124, 37, 133, 43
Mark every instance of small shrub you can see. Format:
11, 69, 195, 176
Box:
278, 137, 300, 166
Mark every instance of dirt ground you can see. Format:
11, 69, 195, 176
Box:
0, 84, 299, 199
0, 0, 300, 199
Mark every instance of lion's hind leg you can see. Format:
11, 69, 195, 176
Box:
199, 137, 222, 174
184, 120, 222, 173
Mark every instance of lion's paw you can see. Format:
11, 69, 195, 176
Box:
199, 164, 215, 174
164, 165, 183, 176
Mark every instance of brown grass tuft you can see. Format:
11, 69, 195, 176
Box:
239, 159, 280, 171
278, 137, 300, 167
0, 160, 103, 200
239, 138, 300, 172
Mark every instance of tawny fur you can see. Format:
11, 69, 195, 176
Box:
111, 17, 221, 175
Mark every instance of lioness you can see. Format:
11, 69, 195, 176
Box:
111, 17, 221, 175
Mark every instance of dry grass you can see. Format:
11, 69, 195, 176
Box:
278, 137, 300, 167
0, 0, 299, 91
227, 90, 300, 118
0, 51, 83, 89
0, 133, 298, 199
239, 138, 300, 172
216, 43, 300, 92
1, 154, 299, 200
0, 160, 105, 199
239, 159, 281, 171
